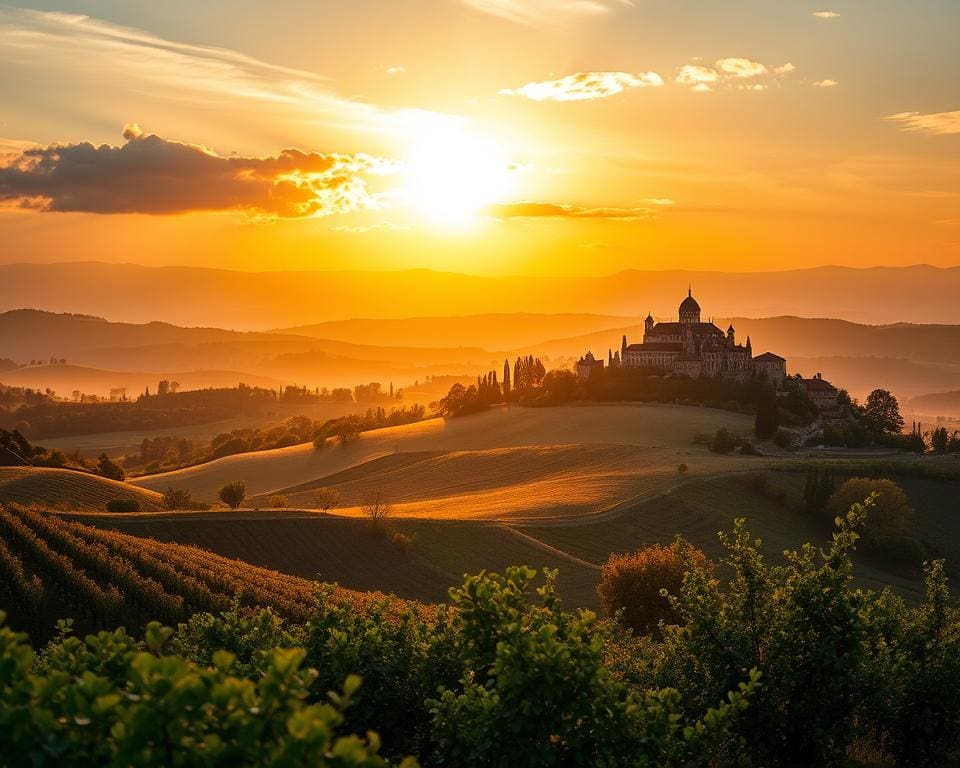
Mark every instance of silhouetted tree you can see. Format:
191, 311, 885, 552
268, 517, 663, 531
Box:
97, 452, 124, 481
502, 358, 511, 400
218, 481, 246, 509
754, 388, 780, 439
864, 389, 904, 437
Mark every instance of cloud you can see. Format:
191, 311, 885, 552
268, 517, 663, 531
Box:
645, 198, 674, 205
0, 8, 429, 144
0, 126, 392, 219
500, 71, 662, 101
675, 64, 718, 91
385, 65, 406, 75
811, 11, 840, 18
715, 57, 768, 78
334, 220, 410, 233
485, 201, 653, 220
774, 62, 796, 75
459, 0, 632, 27
884, 110, 960, 136
813, 79, 839, 87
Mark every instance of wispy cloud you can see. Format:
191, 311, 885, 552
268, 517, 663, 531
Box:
716, 57, 767, 78
676, 58, 791, 92
0, 126, 393, 219
811, 11, 840, 19
486, 201, 653, 220
0, 8, 433, 144
385, 65, 406, 75
501, 71, 662, 101
675, 64, 718, 91
813, 79, 839, 88
885, 110, 960, 136
459, 0, 632, 27
645, 198, 674, 206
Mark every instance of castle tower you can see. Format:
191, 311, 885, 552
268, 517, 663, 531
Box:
621, 334, 628, 359
678, 288, 701, 325
727, 323, 735, 343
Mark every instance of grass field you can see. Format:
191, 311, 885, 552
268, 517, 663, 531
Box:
132, 404, 758, 519
0, 467, 164, 512
70, 469, 960, 609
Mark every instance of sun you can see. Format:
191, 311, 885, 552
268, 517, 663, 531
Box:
399, 116, 513, 226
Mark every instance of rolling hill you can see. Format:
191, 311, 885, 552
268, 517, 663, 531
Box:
130, 404, 756, 515
0, 467, 164, 511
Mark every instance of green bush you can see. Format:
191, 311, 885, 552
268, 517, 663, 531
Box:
428, 566, 756, 768
105, 498, 141, 513
709, 427, 740, 454
0, 614, 411, 767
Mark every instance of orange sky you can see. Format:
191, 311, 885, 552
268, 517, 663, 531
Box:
0, 1, 958, 275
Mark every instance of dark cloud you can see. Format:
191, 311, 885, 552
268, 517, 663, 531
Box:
0, 127, 386, 218
485, 201, 654, 221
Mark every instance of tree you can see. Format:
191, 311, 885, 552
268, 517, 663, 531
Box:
754, 388, 779, 439
218, 481, 246, 509
162, 487, 193, 510
864, 388, 904, 437
502, 358, 511, 400
597, 542, 708, 634
828, 477, 912, 542
97, 452, 124, 481
931, 426, 949, 454
361, 493, 391, 528
314, 487, 341, 513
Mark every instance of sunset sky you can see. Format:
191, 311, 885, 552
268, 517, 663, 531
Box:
1, 0, 958, 275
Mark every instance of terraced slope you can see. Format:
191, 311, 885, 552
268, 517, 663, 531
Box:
0, 467, 164, 511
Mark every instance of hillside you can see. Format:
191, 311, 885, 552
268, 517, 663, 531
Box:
0, 505, 406, 641
2, 262, 958, 327
130, 404, 756, 514
906, 390, 960, 418
74, 469, 960, 611
0, 363, 282, 399
0, 467, 164, 511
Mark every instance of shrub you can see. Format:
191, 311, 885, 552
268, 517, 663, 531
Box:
0, 615, 402, 767
161, 487, 192, 510
772, 428, 794, 450
361, 493, 391, 528
739, 442, 759, 456
709, 427, 739, 454
828, 478, 911, 541
268, 494, 288, 509
313, 486, 341, 513
654, 505, 874, 766
218, 481, 246, 509
598, 542, 708, 634
104, 498, 140, 513
677, 463, 688, 474
391, 532, 413, 551
429, 567, 756, 768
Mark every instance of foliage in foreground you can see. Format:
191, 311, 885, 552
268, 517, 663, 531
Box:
0, 570, 756, 768
605, 497, 960, 767
0, 615, 409, 767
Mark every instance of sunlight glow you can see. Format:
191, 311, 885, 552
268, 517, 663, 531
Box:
399, 114, 514, 226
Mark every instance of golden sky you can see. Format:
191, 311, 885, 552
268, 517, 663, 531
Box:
1, 1, 958, 275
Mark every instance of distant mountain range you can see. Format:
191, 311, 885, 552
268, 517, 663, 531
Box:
2, 262, 958, 328
2, 309, 959, 404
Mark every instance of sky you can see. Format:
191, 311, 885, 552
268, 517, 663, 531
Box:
0, 0, 958, 275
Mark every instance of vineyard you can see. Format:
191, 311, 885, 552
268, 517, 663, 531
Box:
0, 504, 398, 641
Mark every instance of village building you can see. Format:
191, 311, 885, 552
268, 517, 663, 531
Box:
799, 372, 839, 410
575, 351, 604, 380
752, 352, 787, 387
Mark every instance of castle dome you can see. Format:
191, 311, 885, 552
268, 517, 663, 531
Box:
679, 289, 700, 314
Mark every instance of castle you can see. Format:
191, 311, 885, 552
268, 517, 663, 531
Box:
576, 289, 787, 386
